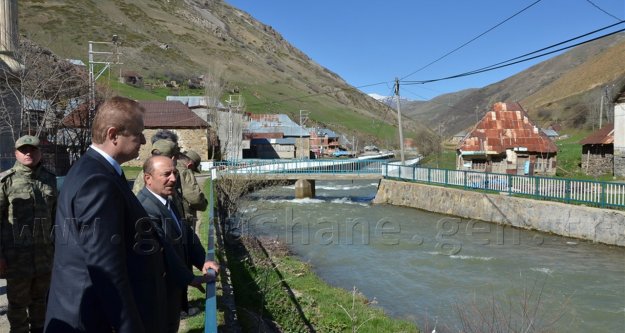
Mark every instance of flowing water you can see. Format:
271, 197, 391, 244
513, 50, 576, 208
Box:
237, 180, 625, 332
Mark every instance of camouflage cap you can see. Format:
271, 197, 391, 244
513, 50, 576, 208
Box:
15, 135, 40, 149
185, 150, 201, 166
151, 139, 180, 157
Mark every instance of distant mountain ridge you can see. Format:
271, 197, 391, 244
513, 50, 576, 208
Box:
18, 0, 430, 146
403, 32, 625, 135
18, 0, 625, 144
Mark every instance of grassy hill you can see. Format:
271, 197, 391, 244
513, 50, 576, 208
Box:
19, 0, 430, 148
403, 32, 625, 136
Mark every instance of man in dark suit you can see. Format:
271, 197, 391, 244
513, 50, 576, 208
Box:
45, 97, 167, 333
136, 155, 218, 333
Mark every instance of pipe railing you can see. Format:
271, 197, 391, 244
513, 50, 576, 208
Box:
383, 164, 625, 209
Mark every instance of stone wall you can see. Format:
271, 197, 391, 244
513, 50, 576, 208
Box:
581, 153, 613, 176
374, 179, 625, 246
125, 128, 208, 167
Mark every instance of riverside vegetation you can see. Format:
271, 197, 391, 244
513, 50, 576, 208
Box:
176, 180, 419, 333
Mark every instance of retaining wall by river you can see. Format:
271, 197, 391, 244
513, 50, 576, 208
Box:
374, 179, 625, 246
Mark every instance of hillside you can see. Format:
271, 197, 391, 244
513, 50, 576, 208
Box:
18, 0, 434, 148
403, 32, 625, 136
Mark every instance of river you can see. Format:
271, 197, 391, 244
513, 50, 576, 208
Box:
236, 180, 625, 332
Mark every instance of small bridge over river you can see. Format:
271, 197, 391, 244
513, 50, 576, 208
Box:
208, 157, 395, 180
206, 157, 398, 197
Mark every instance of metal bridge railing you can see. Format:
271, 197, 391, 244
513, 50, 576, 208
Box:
210, 158, 385, 176
384, 164, 625, 209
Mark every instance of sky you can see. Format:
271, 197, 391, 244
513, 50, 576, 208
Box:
226, 0, 625, 101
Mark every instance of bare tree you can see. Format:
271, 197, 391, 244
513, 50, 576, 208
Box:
0, 39, 89, 140
203, 65, 227, 160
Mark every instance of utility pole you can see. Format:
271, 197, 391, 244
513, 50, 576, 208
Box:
599, 91, 604, 129
394, 78, 405, 164
299, 110, 309, 159
88, 35, 122, 128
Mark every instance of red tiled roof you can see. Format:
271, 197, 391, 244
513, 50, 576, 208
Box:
61, 103, 90, 128
579, 124, 614, 145
458, 102, 558, 154
139, 101, 208, 128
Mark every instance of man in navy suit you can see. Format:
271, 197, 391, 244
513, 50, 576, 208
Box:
45, 97, 167, 333
136, 155, 218, 333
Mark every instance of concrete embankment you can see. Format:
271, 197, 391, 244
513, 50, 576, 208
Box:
374, 179, 625, 246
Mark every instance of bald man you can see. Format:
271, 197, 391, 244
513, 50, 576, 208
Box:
135, 155, 218, 333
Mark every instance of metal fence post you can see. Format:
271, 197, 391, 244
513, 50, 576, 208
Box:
508, 174, 512, 196
204, 176, 217, 333
601, 182, 607, 208
565, 179, 571, 203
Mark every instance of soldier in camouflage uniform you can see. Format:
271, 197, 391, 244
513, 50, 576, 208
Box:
0, 135, 56, 333
177, 150, 208, 229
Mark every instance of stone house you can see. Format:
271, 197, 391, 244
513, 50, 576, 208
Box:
128, 100, 209, 167
457, 102, 558, 176
579, 124, 614, 176
119, 70, 144, 87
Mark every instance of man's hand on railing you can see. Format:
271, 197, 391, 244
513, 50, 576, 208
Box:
189, 273, 216, 293
202, 260, 220, 275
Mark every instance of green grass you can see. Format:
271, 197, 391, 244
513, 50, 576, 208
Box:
179, 179, 222, 332
121, 166, 142, 180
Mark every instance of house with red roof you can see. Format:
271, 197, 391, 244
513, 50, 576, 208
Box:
579, 124, 614, 176
457, 102, 558, 176
130, 100, 209, 166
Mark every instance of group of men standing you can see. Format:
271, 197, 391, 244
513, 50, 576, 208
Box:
0, 96, 218, 333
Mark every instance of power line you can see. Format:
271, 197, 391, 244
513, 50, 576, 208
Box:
400, 0, 544, 81
402, 23, 625, 85
585, 0, 622, 21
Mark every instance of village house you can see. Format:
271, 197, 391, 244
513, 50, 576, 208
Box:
129, 100, 209, 166
243, 114, 310, 159
308, 127, 340, 157
457, 102, 558, 176
579, 124, 614, 176
118, 70, 144, 87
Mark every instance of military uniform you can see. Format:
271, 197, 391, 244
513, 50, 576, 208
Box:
176, 159, 207, 228
0, 161, 56, 333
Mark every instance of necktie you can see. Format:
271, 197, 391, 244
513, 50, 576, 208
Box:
167, 199, 182, 233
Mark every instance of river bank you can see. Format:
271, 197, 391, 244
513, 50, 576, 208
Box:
374, 179, 625, 246
238, 179, 625, 332
223, 234, 421, 332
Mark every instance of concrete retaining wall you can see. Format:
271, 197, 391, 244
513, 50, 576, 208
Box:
373, 179, 625, 246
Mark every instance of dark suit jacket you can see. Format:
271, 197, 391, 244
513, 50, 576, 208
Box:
45, 148, 167, 333
136, 187, 206, 332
